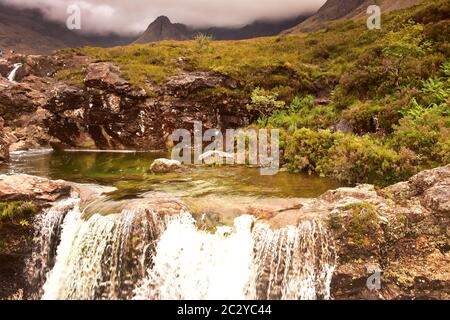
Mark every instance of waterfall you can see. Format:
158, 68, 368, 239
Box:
7, 63, 22, 82
25, 197, 79, 299
28, 200, 336, 300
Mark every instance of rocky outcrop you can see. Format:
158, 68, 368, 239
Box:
0, 174, 72, 203
42, 62, 251, 151
323, 165, 450, 300
0, 53, 253, 152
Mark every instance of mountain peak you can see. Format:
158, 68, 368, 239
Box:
153, 15, 171, 24
134, 16, 191, 44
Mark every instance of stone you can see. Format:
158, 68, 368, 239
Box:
0, 174, 72, 202
150, 158, 182, 173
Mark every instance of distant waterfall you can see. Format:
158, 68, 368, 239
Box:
27, 199, 336, 300
7, 63, 22, 82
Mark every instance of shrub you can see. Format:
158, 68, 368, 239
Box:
194, 33, 214, 50
285, 128, 340, 174
247, 87, 285, 118
322, 135, 412, 185
285, 129, 415, 185
390, 104, 450, 162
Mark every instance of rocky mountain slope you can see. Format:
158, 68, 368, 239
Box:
134, 15, 309, 43
0, 3, 135, 54
285, 0, 423, 32
134, 16, 192, 43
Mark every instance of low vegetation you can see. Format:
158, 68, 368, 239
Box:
58, 0, 450, 186
0, 201, 38, 227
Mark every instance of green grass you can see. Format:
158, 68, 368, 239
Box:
0, 201, 38, 226
55, 0, 450, 185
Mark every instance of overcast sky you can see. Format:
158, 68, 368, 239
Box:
1, 0, 326, 35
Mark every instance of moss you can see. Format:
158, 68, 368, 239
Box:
344, 202, 381, 250
327, 213, 345, 230
0, 201, 38, 226
54, 67, 85, 87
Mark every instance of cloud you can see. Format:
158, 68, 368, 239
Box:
1, 0, 325, 35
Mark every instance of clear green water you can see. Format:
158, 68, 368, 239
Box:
0, 150, 342, 200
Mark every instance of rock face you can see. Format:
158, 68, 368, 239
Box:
324, 165, 450, 300
0, 55, 253, 152
149, 158, 182, 173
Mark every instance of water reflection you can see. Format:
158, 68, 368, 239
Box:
2, 150, 343, 199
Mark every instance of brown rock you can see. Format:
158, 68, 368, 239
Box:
0, 174, 71, 203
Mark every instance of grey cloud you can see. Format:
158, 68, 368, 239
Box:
1, 0, 325, 35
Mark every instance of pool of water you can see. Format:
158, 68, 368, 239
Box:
0, 149, 342, 200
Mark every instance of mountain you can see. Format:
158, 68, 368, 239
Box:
134, 15, 310, 44
285, 0, 423, 33
195, 15, 309, 41
0, 3, 135, 55
134, 16, 191, 44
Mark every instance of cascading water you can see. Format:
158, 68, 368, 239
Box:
7, 63, 22, 82
25, 196, 80, 299
27, 198, 336, 300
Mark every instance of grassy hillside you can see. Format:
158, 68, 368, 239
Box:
60, 0, 449, 185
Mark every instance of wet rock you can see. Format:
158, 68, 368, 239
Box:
198, 150, 234, 164
0, 174, 72, 203
0, 77, 48, 115
150, 158, 182, 173
0, 118, 10, 162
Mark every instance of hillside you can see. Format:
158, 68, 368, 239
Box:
2, 0, 449, 186
0, 3, 134, 54
285, 0, 424, 32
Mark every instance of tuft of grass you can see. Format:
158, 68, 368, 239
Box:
0, 201, 38, 225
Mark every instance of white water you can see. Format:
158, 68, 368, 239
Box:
29, 201, 336, 300
133, 213, 256, 300
7, 63, 22, 82
26, 197, 79, 298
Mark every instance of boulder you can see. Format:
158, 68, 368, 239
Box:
149, 158, 182, 173
0, 174, 72, 203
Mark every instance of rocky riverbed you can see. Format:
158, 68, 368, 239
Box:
0, 165, 448, 300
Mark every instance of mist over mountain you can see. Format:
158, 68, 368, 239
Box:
134, 15, 309, 44
0, 3, 135, 54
